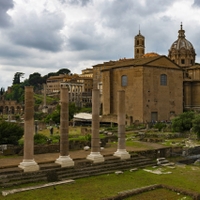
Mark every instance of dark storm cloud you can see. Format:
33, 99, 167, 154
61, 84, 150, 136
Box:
0, 0, 14, 27
193, 0, 200, 7
8, 10, 65, 52
59, 0, 91, 6
99, 0, 174, 30
67, 21, 101, 51
0, 46, 27, 58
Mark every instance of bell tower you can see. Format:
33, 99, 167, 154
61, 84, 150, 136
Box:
134, 30, 145, 59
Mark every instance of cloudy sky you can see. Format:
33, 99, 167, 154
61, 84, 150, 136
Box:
0, 0, 200, 88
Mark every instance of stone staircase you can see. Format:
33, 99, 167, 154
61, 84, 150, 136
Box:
0, 155, 156, 188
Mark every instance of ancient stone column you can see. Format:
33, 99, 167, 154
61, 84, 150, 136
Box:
114, 90, 130, 159
19, 86, 39, 172
55, 86, 74, 167
42, 84, 48, 113
87, 89, 104, 163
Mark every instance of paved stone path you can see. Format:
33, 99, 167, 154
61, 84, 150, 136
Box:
0, 142, 165, 168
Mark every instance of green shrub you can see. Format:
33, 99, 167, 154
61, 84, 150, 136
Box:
85, 134, 91, 141
104, 126, 118, 132
79, 107, 92, 113
0, 121, 23, 145
18, 138, 24, 146
172, 111, 195, 132
154, 122, 167, 131
34, 133, 48, 145
50, 135, 60, 143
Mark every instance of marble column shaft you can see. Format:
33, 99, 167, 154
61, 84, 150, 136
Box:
87, 89, 104, 163
60, 87, 69, 156
114, 90, 130, 159
43, 84, 47, 107
91, 89, 100, 152
117, 90, 126, 150
18, 86, 39, 172
55, 86, 74, 167
24, 86, 35, 160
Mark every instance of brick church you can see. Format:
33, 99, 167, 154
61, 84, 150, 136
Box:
93, 24, 200, 124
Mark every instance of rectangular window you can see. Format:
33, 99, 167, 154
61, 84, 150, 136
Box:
160, 74, 167, 86
181, 59, 185, 64
121, 75, 128, 87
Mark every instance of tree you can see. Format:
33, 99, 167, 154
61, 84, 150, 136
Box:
0, 121, 24, 145
47, 68, 71, 78
44, 105, 60, 124
0, 87, 5, 96
172, 111, 195, 132
44, 103, 79, 124
5, 84, 24, 103
57, 68, 71, 75
12, 72, 24, 85
69, 102, 79, 121
28, 72, 45, 92
29, 72, 44, 86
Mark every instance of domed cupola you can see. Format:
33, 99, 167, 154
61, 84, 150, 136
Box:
168, 23, 196, 68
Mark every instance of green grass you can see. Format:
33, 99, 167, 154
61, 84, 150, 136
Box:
126, 140, 154, 149
0, 155, 19, 159
1, 165, 200, 199
38, 126, 82, 136
125, 188, 192, 200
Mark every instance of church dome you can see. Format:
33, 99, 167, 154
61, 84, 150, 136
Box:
170, 31, 194, 51
168, 23, 196, 68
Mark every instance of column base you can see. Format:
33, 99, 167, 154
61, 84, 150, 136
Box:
55, 156, 74, 168
18, 159, 40, 172
87, 152, 105, 163
113, 149, 131, 160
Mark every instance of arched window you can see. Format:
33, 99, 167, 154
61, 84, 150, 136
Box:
160, 74, 167, 86
121, 75, 128, 86
137, 49, 139, 53
137, 40, 139, 45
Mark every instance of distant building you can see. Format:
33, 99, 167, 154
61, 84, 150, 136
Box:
46, 71, 93, 107
101, 55, 183, 124
0, 100, 23, 115
93, 24, 200, 124
0, 88, 23, 115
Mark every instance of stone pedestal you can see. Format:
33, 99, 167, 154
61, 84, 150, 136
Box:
113, 149, 130, 159
55, 86, 74, 167
18, 159, 39, 172
87, 89, 104, 163
87, 152, 105, 163
55, 156, 74, 167
114, 90, 130, 160
19, 86, 39, 172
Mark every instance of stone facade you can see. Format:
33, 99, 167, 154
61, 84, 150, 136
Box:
93, 24, 200, 123
0, 100, 23, 115
101, 56, 183, 124
46, 72, 93, 107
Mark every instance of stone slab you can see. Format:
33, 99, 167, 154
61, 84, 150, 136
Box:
2, 179, 75, 196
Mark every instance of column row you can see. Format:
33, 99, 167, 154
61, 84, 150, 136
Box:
18, 87, 130, 172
